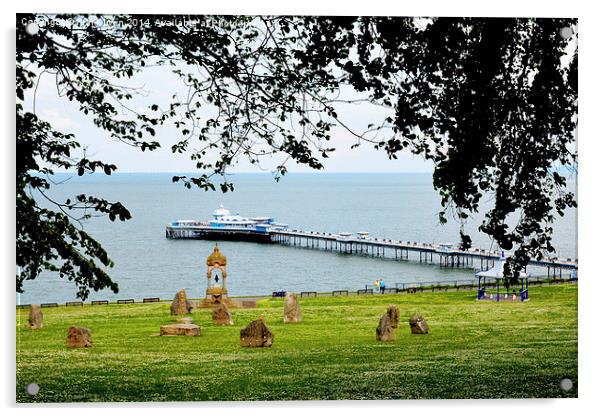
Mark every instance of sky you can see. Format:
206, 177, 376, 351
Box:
29, 57, 434, 174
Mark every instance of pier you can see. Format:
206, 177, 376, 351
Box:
165, 224, 577, 277
270, 229, 577, 276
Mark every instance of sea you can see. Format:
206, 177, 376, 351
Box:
18, 172, 578, 304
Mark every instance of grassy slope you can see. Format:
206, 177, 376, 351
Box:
16, 285, 577, 402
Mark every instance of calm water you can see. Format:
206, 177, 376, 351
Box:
18, 173, 577, 304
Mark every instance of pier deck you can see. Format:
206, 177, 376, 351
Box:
165, 225, 577, 277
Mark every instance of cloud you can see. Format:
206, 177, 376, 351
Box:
38, 109, 80, 131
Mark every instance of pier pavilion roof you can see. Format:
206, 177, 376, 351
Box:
213, 205, 231, 217
207, 243, 227, 266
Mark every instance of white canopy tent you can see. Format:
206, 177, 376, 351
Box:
475, 256, 530, 302
476, 257, 529, 279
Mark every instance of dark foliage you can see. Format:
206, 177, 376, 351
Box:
341, 18, 578, 281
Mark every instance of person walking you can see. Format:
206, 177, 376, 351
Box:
379, 278, 386, 294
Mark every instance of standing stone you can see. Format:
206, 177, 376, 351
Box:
376, 313, 395, 341
240, 318, 273, 347
212, 303, 234, 326
160, 323, 200, 336
28, 304, 43, 330
409, 314, 429, 334
170, 289, 192, 315
386, 304, 400, 328
283, 292, 302, 323
66, 326, 92, 348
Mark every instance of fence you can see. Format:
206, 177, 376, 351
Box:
301, 291, 318, 298
15, 275, 578, 308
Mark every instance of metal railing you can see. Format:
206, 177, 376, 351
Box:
15, 275, 578, 308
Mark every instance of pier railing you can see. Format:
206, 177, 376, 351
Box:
270, 229, 577, 275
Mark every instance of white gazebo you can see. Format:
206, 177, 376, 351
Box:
475, 254, 530, 302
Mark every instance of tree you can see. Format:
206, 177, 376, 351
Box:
335, 17, 578, 280
16, 14, 577, 298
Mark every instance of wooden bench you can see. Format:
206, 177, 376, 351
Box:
41, 303, 58, 308
117, 299, 134, 304
332, 290, 349, 296
272, 291, 286, 298
143, 297, 160, 303
65, 301, 83, 307
301, 291, 317, 298
91, 300, 109, 305
16, 304, 30, 309
382, 288, 398, 294
357, 289, 373, 295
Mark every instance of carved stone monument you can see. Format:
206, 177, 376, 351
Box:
202, 244, 235, 308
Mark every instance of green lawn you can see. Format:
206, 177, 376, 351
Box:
16, 285, 577, 402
